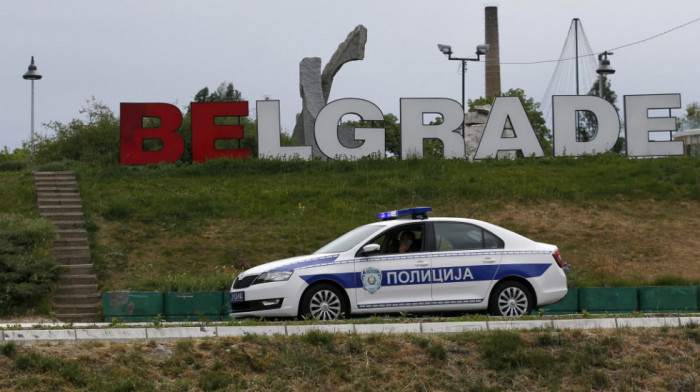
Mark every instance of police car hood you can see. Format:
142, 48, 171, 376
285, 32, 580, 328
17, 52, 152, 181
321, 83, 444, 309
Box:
242, 253, 340, 276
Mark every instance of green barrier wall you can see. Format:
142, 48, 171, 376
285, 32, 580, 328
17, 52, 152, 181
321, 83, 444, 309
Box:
579, 287, 639, 314
163, 291, 225, 321
639, 286, 699, 313
103, 292, 164, 322
222, 291, 232, 320
103, 287, 700, 320
539, 288, 579, 315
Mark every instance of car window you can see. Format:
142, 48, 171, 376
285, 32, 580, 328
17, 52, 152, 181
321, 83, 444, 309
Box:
434, 222, 504, 251
315, 224, 387, 254
366, 224, 424, 255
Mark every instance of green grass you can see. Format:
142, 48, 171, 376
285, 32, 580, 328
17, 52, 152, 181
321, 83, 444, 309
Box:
0, 328, 697, 391
3, 155, 700, 291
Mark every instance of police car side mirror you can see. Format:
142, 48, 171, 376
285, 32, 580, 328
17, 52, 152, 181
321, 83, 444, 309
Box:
360, 243, 381, 256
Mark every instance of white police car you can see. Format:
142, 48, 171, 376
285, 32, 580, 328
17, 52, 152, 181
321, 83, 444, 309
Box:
230, 207, 567, 320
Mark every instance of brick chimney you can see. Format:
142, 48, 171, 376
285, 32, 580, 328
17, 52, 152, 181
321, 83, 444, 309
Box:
485, 6, 501, 98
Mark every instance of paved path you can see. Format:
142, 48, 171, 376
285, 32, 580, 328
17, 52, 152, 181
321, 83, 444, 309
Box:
2, 316, 698, 345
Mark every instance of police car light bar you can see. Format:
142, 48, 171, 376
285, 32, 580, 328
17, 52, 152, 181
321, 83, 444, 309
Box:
377, 207, 432, 221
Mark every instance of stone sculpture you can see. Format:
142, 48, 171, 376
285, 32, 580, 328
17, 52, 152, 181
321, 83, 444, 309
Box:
292, 25, 368, 158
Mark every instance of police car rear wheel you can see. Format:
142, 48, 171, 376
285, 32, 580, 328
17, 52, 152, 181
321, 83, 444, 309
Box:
301, 284, 347, 321
489, 281, 533, 317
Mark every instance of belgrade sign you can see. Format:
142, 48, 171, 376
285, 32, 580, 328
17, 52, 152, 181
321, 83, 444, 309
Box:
120, 93, 684, 164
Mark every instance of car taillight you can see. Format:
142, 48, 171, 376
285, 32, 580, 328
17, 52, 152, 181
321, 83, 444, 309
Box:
552, 251, 563, 268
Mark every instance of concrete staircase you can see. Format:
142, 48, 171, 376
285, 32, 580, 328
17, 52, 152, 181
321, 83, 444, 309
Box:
34, 171, 100, 322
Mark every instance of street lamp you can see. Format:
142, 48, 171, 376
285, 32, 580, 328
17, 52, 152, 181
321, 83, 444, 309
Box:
23, 56, 42, 160
596, 51, 614, 98
437, 43, 489, 137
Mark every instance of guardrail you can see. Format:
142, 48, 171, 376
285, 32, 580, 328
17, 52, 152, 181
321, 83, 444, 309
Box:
102, 286, 700, 322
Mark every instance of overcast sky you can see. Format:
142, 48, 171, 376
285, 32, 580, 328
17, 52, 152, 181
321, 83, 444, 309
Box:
2, 0, 699, 150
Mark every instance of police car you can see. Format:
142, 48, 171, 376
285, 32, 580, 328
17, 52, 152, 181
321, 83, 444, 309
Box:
230, 207, 567, 320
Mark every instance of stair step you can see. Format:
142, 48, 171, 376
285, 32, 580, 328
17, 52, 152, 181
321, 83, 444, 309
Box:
54, 294, 101, 305
36, 186, 78, 192
50, 221, 86, 230
54, 313, 101, 323
53, 303, 101, 314
54, 238, 89, 247
35, 180, 77, 186
40, 212, 84, 221
33, 171, 74, 176
38, 198, 82, 205
56, 229, 88, 239
61, 264, 94, 275
39, 205, 83, 213
54, 246, 90, 258
58, 275, 97, 286
57, 255, 91, 265
55, 283, 99, 295
33, 175, 76, 180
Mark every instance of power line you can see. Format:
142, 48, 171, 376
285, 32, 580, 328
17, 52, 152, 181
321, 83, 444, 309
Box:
501, 16, 700, 65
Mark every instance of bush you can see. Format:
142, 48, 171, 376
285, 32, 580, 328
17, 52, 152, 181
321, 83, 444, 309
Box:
33, 98, 120, 165
0, 214, 62, 315
0, 162, 27, 172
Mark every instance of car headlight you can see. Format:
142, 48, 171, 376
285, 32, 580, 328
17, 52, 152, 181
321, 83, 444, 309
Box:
253, 270, 293, 284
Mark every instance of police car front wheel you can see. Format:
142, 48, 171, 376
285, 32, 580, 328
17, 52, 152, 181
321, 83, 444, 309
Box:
488, 281, 533, 317
300, 283, 348, 321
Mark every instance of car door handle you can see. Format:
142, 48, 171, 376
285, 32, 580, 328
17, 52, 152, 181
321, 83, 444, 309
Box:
415, 261, 429, 267
482, 257, 497, 264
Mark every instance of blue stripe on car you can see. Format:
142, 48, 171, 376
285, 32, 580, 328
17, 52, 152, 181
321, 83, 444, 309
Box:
299, 263, 551, 289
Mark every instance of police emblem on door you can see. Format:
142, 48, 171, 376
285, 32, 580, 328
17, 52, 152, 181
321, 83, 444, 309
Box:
361, 267, 382, 294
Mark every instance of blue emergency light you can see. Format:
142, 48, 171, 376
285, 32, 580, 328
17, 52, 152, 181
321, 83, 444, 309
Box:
377, 207, 432, 221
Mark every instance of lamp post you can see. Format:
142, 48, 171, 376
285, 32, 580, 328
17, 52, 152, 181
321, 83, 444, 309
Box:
437, 43, 489, 138
23, 56, 42, 160
596, 51, 614, 98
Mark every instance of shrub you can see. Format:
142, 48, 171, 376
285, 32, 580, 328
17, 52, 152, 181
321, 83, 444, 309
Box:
0, 161, 27, 172
33, 98, 120, 165
0, 214, 62, 315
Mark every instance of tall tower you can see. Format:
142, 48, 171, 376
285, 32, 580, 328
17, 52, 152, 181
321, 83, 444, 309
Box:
485, 6, 501, 98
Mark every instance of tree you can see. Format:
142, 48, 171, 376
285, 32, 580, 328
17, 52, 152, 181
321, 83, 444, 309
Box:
680, 102, 700, 130
577, 76, 624, 153
341, 113, 401, 157
469, 88, 552, 156
33, 98, 120, 164
178, 82, 259, 160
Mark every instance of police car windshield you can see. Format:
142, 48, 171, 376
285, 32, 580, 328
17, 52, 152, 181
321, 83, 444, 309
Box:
314, 224, 386, 254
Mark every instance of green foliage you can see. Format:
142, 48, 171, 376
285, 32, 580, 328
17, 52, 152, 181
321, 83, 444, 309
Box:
578, 76, 623, 152
0, 161, 27, 172
178, 82, 259, 161
1, 342, 17, 358
134, 273, 232, 292
0, 146, 30, 163
469, 88, 552, 155
34, 98, 120, 164
0, 214, 61, 315
680, 102, 700, 130
342, 113, 401, 156
300, 330, 336, 348
480, 330, 525, 370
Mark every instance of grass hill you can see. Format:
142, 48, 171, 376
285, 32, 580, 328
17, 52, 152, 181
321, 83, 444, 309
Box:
1, 327, 698, 391
2, 155, 699, 292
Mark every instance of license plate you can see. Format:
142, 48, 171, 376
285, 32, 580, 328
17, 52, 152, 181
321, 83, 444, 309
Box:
230, 291, 245, 302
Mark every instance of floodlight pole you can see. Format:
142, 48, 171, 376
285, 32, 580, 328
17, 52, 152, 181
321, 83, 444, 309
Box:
23, 56, 42, 160
437, 44, 488, 138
